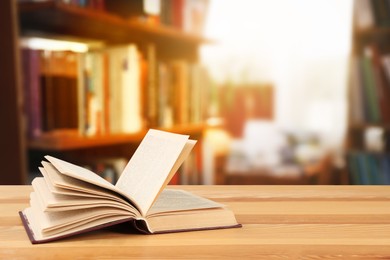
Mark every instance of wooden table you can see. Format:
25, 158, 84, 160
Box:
2, 185, 390, 259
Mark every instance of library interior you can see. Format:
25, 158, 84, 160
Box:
1, 0, 388, 186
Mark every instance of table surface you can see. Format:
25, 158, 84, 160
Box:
2, 185, 390, 259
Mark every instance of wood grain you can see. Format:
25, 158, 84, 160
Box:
1, 185, 390, 259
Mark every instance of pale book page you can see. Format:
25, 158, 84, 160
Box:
147, 207, 238, 233
147, 189, 224, 216
45, 156, 142, 206
29, 191, 131, 232
41, 161, 124, 202
161, 140, 197, 189
24, 206, 131, 242
44, 210, 129, 234
44, 202, 136, 212
32, 178, 135, 212
45, 156, 117, 190
39, 167, 115, 201
148, 140, 196, 209
116, 129, 189, 216
43, 212, 130, 236
33, 177, 65, 208
30, 191, 46, 215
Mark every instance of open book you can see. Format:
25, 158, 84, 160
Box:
20, 129, 241, 244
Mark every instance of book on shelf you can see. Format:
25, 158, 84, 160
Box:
160, 0, 209, 35
347, 151, 390, 185
171, 60, 189, 125
350, 45, 390, 125
182, 0, 209, 35
105, 0, 210, 34
22, 48, 42, 138
78, 157, 128, 184
40, 50, 78, 131
21, 44, 210, 138
369, 45, 390, 124
350, 56, 368, 124
23, 49, 79, 133
354, 0, 375, 30
354, 0, 390, 29
361, 47, 381, 123
78, 45, 143, 136
109, 45, 143, 134
157, 62, 173, 127
20, 129, 241, 244
371, 0, 390, 27
145, 43, 158, 128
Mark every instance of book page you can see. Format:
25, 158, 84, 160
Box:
149, 139, 196, 208
29, 191, 131, 233
32, 177, 136, 213
23, 206, 132, 242
41, 161, 123, 202
161, 140, 197, 188
147, 189, 224, 216
44, 156, 136, 205
39, 167, 117, 200
115, 129, 190, 216
45, 156, 115, 190
146, 207, 239, 234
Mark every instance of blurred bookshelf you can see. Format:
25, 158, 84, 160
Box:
347, 0, 390, 184
1, 0, 211, 184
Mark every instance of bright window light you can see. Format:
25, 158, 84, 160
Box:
200, 0, 353, 151
20, 37, 89, 53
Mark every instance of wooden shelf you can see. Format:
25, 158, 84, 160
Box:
347, 149, 390, 155
353, 27, 390, 50
18, 1, 211, 46
348, 123, 390, 130
355, 26, 390, 38
28, 124, 205, 151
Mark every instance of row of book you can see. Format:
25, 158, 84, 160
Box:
175, 142, 203, 185
22, 49, 79, 137
53, 0, 209, 35
79, 145, 203, 185
21, 45, 211, 138
354, 0, 390, 29
350, 45, 390, 125
82, 157, 127, 184
347, 151, 390, 185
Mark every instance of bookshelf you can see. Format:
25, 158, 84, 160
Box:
347, 0, 390, 184
1, 0, 210, 184
18, 1, 210, 53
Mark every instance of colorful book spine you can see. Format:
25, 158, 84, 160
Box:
22, 48, 42, 138
348, 151, 390, 185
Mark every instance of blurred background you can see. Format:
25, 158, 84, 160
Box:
2, 0, 388, 185
200, 0, 352, 185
